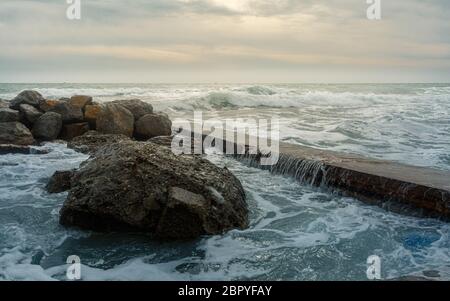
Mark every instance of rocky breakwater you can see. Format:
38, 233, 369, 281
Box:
0, 90, 250, 239
0, 90, 173, 145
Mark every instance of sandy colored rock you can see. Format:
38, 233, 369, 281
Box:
96, 103, 134, 137
84, 104, 102, 129
135, 113, 172, 140
69, 95, 93, 111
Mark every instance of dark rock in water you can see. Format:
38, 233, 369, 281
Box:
39, 99, 61, 112
67, 130, 131, 154
59, 140, 248, 239
48, 102, 84, 124
111, 99, 153, 120
0, 144, 49, 155
69, 95, 93, 111
0, 108, 20, 122
60, 122, 90, 140
32, 112, 63, 141
0, 122, 35, 145
19, 104, 43, 124
10, 90, 44, 110
83, 104, 102, 129
46, 170, 75, 193
135, 113, 172, 140
96, 103, 134, 137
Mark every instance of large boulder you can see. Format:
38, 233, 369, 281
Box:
0, 108, 20, 122
112, 99, 153, 120
0, 122, 35, 145
39, 99, 61, 112
19, 104, 43, 124
48, 102, 83, 124
96, 103, 134, 137
135, 113, 172, 140
32, 112, 63, 141
69, 95, 93, 111
60, 122, 90, 140
67, 131, 131, 154
10, 90, 44, 110
83, 104, 102, 129
59, 140, 248, 239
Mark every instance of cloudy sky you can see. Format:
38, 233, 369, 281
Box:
0, 0, 449, 83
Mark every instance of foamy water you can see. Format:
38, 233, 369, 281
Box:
0, 83, 449, 280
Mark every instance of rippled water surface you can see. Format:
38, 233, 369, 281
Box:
0, 83, 449, 280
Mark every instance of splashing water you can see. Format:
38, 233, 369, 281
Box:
0, 83, 449, 280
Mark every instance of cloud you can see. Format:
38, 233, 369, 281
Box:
0, 0, 449, 82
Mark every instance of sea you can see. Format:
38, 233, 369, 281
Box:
0, 83, 449, 280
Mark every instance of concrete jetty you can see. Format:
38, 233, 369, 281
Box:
176, 127, 450, 220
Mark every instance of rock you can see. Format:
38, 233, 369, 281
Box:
0, 144, 49, 155
149, 134, 204, 154
111, 99, 153, 120
10, 90, 44, 110
59, 140, 248, 239
19, 104, 43, 124
0, 122, 35, 145
48, 102, 83, 124
60, 122, 90, 140
32, 112, 63, 141
0, 108, 20, 122
96, 103, 134, 137
0, 99, 10, 108
67, 131, 131, 154
84, 104, 102, 129
135, 113, 172, 140
46, 170, 75, 193
39, 99, 61, 112
69, 95, 93, 111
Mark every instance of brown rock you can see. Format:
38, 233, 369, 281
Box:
134, 113, 172, 140
69, 95, 93, 111
84, 104, 102, 129
96, 103, 134, 137
39, 99, 61, 112
111, 99, 153, 120
60, 122, 90, 140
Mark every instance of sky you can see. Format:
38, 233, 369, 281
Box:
0, 0, 449, 83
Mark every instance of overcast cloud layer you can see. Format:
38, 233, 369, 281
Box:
0, 0, 449, 83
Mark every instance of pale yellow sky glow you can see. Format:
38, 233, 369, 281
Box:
0, 0, 449, 83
